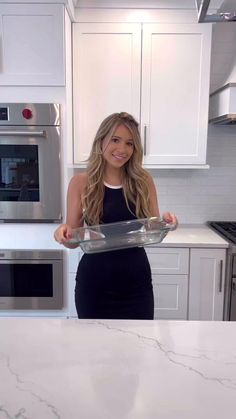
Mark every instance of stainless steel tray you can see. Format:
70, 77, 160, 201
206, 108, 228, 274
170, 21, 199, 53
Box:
66, 217, 176, 254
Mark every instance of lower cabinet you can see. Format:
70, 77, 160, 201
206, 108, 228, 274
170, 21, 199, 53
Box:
146, 247, 189, 320
67, 246, 226, 321
152, 274, 188, 320
188, 248, 226, 320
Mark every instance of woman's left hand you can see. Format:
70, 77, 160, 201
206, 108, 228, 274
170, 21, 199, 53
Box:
162, 212, 178, 228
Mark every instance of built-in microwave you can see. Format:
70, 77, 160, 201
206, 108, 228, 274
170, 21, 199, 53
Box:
0, 103, 61, 222
0, 250, 63, 310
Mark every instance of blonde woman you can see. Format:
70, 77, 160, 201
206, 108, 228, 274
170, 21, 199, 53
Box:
54, 112, 177, 319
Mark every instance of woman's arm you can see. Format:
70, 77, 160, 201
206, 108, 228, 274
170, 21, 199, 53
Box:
54, 173, 87, 248
147, 174, 160, 217
147, 174, 178, 226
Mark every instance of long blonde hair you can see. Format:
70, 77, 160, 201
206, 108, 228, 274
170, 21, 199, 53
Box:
82, 112, 151, 225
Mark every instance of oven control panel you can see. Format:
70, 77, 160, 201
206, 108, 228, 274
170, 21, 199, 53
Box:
0, 103, 59, 126
0, 107, 8, 121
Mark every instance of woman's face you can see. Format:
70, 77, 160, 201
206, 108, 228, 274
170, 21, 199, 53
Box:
102, 124, 134, 169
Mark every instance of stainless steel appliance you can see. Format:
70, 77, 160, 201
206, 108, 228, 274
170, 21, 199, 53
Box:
208, 221, 236, 320
196, 0, 236, 23
0, 103, 61, 222
209, 83, 236, 125
0, 250, 63, 310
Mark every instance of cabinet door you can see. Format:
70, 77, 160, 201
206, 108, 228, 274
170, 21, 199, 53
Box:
141, 23, 212, 166
189, 248, 226, 320
68, 273, 77, 317
73, 23, 141, 165
153, 274, 188, 319
0, 4, 65, 85
146, 247, 189, 319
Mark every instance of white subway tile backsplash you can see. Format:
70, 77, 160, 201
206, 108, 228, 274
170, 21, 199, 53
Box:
153, 128, 236, 223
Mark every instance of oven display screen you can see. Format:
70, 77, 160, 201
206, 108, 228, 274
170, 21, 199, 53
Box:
0, 108, 8, 121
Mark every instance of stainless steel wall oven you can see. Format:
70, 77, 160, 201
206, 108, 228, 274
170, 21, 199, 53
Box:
0, 250, 63, 310
0, 103, 61, 222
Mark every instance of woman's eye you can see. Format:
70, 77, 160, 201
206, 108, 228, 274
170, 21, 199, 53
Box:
127, 142, 134, 147
111, 137, 119, 143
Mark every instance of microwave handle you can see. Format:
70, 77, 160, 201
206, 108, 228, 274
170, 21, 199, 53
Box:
0, 130, 46, 137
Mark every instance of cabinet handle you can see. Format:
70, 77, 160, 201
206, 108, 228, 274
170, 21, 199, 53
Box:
232, 278, 236, 292
219, 259, 223, 292
144, 125, 147, 155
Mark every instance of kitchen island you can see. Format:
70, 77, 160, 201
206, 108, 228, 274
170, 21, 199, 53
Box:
1, 318, 236, 419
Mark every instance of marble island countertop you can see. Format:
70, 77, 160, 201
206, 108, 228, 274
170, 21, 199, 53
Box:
1, 318, 236, 419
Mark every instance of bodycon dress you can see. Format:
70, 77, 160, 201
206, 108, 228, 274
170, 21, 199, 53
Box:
75, 184, 154, 319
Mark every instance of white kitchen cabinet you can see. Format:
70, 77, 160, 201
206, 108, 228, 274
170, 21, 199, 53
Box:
189, 248, 226, 320
146, 247, 189, 319
73, 22, 211, 166
73, 23, 141, 164
68, 250, 81, 317
141, 24, 212, 166
0, 4, 65, 86
67, 245, 226, 321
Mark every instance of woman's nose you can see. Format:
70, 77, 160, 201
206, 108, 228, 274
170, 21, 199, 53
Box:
116, 142, 126, 153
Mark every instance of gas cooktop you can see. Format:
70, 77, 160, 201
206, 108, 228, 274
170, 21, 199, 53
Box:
208, 221, 236, 244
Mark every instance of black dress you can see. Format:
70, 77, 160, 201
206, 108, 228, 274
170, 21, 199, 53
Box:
75, 185, 154, 319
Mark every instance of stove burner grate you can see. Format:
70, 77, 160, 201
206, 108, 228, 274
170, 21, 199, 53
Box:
208, 221, 236, 244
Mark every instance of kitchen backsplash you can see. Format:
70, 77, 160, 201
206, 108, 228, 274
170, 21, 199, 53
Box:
154, 124, 236, 223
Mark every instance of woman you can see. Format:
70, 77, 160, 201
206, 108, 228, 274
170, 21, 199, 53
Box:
54, 112, 177, 319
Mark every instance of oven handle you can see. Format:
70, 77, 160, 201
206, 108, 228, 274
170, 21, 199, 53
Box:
0, 130, 46, 137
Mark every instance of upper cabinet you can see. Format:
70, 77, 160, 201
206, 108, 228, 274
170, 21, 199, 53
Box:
0, 4, 65, 86
73, 23, 141, 163
73, 22, 212, 167
141, 24, 212, 166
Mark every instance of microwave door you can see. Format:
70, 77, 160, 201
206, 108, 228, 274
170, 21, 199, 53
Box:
0, 256, 63, 310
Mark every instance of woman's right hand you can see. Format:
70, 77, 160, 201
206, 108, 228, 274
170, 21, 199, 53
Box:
54, 224, 73, 244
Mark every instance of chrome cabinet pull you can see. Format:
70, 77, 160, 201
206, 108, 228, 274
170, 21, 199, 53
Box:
0, 130, 46, 137
219, 259, 223, 292
144, 125, 147, 155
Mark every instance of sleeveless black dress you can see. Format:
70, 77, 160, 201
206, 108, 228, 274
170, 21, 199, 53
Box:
75, 185, 154, 319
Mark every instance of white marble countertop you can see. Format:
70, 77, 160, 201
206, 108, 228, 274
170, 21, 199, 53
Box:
161, 224, 228, 248
0, 223, 229, 249
1, 318, 236, 419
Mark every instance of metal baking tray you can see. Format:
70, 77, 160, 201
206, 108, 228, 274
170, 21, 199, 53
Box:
66, 217, 176, 254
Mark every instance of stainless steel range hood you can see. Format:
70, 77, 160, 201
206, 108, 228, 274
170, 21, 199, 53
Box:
209, 83, 236, 124
196, 0, 236, 22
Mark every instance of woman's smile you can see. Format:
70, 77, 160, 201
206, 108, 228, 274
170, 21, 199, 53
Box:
112, 153, 127, 160
102, 124, 134, 168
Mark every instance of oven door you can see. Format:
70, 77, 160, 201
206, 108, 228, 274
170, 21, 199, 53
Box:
0, 258, 63, 310
0, 126, 61, 222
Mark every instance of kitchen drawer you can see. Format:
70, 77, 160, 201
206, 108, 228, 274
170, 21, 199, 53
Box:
145, 247, 189, 275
